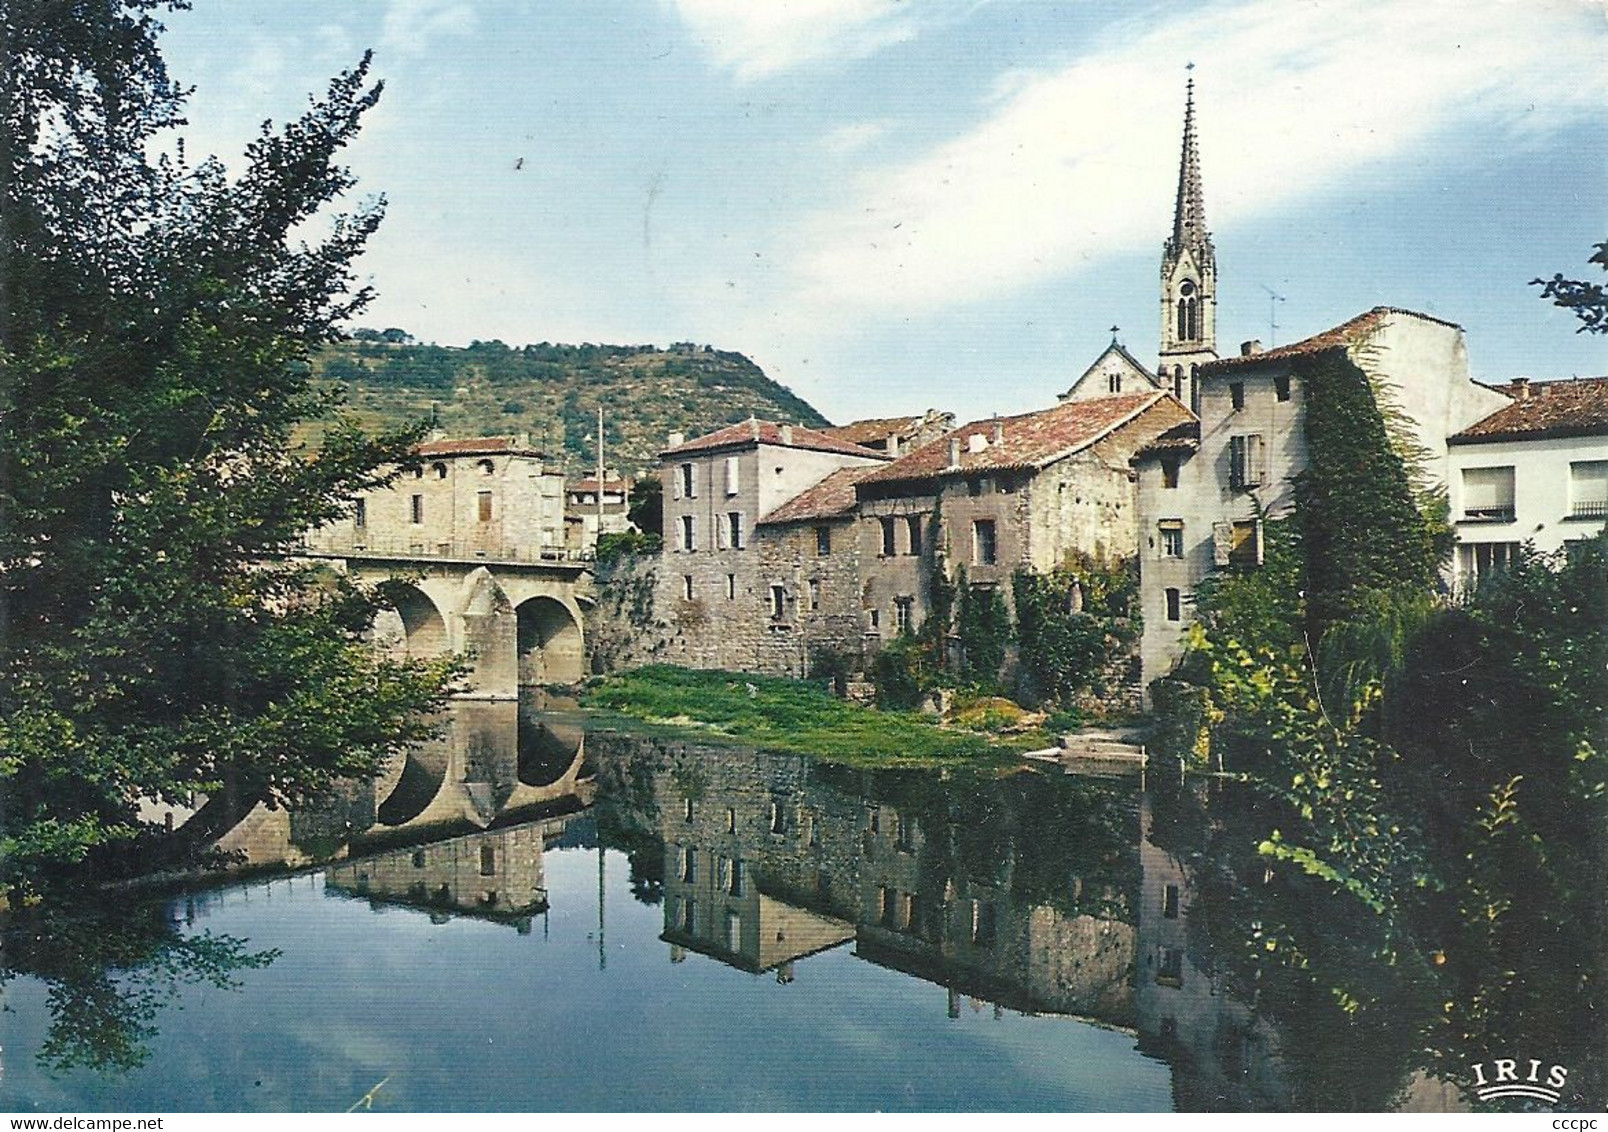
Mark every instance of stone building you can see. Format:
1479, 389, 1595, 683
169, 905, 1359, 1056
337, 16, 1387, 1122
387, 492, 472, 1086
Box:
1447, 376, 1608, 592
1058, 336, 1165, 403
563, 472, 634, 557
1134, 309, 1510, 697
655, 418, 889, 674
851, 392, 1197, 640
307, 435, 571, 562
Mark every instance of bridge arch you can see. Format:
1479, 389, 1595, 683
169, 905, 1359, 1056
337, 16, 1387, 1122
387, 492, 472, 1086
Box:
516, 595, 584, 686
386, 584, 450, 658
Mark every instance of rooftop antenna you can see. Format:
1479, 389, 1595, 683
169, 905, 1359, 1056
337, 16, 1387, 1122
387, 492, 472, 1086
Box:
1260, 284, 1286, 346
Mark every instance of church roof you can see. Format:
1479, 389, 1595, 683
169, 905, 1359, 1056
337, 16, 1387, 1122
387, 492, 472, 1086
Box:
1200, 306, 1463, 372
1060, 340, 1160, 401
1166, 76, 1212, 261
1450, 377, 1608, 444
758, 467, 873, 525
661, 419, 888, 460
857, 392, 1182, 486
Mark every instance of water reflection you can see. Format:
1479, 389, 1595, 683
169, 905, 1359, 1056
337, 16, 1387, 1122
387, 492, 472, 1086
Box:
2, 702, 1599, 1111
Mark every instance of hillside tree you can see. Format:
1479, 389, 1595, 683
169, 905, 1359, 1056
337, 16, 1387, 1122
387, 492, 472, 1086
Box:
0, 0, 454, 892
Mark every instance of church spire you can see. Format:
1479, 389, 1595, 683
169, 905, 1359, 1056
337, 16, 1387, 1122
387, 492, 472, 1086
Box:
1158, 69, 1217, 404
1168, 73, 1211, 261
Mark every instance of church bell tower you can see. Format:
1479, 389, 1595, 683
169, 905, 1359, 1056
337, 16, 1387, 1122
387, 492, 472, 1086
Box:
1159, 74, 1217, 410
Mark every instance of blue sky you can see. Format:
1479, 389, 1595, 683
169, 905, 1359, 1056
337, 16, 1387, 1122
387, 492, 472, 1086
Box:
160, 0, 1607, 424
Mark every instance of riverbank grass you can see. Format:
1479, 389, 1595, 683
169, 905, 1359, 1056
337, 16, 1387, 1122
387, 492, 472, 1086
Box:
582, 666, 1036, 763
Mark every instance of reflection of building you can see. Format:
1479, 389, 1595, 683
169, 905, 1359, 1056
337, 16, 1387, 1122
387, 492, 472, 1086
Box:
1135, 793, 1288, 1110
326, 812, 587, 930
620, 732, 1139, 1022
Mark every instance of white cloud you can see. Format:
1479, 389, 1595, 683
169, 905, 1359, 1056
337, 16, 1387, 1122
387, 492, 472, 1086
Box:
669, 0, 932, 81
820, 120, 890, 156
779, 0, 1608, 317
380, 0, 479, 60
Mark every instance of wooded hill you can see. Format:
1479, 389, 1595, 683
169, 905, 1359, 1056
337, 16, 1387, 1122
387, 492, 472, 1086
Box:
313, 337, 833, 473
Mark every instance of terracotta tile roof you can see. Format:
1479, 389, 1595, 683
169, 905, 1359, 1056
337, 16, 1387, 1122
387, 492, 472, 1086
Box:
758, 467, 873, 525
1450, 377, 1608, 443
857, 392, 1175, 486
820, 415, 929, 446
661, 418, 888, 460
566, 477, 633, 493
1202, 306, 1463, 372
1135, 421, 1201, 459
416, 436, 543, 458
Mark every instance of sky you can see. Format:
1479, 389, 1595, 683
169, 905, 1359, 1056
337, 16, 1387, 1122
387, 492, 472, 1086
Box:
158, 0, 1608, 426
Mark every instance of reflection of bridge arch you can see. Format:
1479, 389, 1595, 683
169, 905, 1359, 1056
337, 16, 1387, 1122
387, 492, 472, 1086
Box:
377, 743, 451, 826
517, 596, 584, 686
518, 713, 584, 787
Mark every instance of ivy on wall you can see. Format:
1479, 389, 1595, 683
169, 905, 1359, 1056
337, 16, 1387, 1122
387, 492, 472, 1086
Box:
1011, 553, 1138, 707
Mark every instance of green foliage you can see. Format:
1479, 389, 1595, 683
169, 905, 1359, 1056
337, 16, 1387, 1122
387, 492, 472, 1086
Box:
869, 635, 935, 710
594, 529, 662, 569
1532, 238, 1608, 334
1290, 349, 1445, 631
1011, 554, 1136, 707
0, 5, 456, 893
582, 666, 1024, 764
954, 572, 1011, 687
312, 338, 832, 473
627, 477, 663, 538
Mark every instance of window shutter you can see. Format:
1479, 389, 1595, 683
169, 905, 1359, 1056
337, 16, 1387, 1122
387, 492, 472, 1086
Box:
1213, 521, 1234, 566
726, 456, 740, 496
671, 468, 682, 501
716, 516, 728, 549
1228, 436, 1245, 489
1247, 434, 1265, 487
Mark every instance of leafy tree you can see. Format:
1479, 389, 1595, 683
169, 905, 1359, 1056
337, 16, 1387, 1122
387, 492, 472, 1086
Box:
1533, 239, 1608, 334
627, 476, 663, 538
0, 2, 455, 893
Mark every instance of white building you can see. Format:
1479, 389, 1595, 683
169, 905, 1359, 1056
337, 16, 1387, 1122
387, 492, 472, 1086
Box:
1447, 376, 1608, 591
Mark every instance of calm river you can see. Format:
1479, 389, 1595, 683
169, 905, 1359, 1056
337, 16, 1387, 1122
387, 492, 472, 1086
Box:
0, 701, 1596, 1112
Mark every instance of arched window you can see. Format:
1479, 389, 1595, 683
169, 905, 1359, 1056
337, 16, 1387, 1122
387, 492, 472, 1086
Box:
1185, 297, 1198, 340
1177, 298, 1187, 339
1172, 365, 1185, 401
431, 462, 448, 479
477, 459, 495, 476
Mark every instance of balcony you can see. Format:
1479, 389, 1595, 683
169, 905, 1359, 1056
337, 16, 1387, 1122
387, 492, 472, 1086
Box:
1567, 500, 1608, 521
1458, 506, 1515, 524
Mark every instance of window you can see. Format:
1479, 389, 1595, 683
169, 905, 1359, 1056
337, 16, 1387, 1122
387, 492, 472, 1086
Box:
815, 525, 831, 556
682, 574, 694, 601
681, 900, 696, 933
683, 797, 695, 822
477, 490, 493, 522
1229, 381, 1245, 410
1163, 884, 1180, 919
1172, 365, 1185, 402
769, 800, 787, 836
1160, 520, 1184, 559
432, 461, 448, 479
725, 911, 741, 952
410, 494, 424, 524
894, 596, 914, 632
477, 459, 494, 476
353, 498, 366, 528
726, 807, 737, 833
679, 462, 695, 498
1461, 466, 1515, 522
412, 849, 426, 868
808, 578, 821, 610
970, 900, 996, 946
726, 574, 736, 600
880, 515, 897, 556
727, 511, 744, 550
1457, 541, 1519, 586
1162, 456, 1180, 489
1569, 460, 1608, 519
1165, 587, 1181, 622
973, 519, 998, 565
1230, 519, 1263, 567
680, 847, 697, 883
770, 584, 786, 620
1108, 372, 1122, 394
1157, 947, 1184, 986
1275, 374, 1291, 402
868, 608, 880, 631
680, 514, 695, 551
906, 514, 923, 556
480, 844, 496, 877
1229, 433, 1264, 489
724, 455, 740, 496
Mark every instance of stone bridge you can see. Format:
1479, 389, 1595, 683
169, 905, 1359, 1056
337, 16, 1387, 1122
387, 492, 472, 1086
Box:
298, 545, 595, 697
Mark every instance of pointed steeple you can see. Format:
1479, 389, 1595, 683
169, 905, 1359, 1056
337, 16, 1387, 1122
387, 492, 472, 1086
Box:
1167, 73, 1211, 262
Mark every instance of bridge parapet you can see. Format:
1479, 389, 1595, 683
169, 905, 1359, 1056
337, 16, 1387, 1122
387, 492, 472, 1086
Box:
298, 535, 594, 569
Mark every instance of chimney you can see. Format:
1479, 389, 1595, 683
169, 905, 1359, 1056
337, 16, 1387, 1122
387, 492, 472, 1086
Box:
968, 433, 988, 454
1512, 377, 1530, 403
781, 424, 794, 445
888, 434, 901, 457
992, 415, 1004, 445
1240, 339, 1263, 357
948, 436, 962, 469
667, 430, 684, 447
